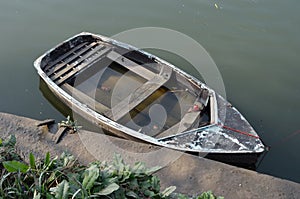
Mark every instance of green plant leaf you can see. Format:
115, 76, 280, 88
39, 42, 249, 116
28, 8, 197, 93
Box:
96, 183, 119, 195
29, 153, 36, 169
3, 135, 16, 147
0, 138, 2, 146
150, 176, 160, 192
50, 180, 69, 199
33, 189, 41, 199
132, 161, 145, 173
144, 189, 155, 197
62, 154, 75, 167
44, 156, 57, 171
196, 191, 223, 199
47, 171, 58, 184
82, 164, 99, 190
126, 191, 139, 198
162, 186, 176, 197
44, 152, 50, 166
3, 160, 29, 173
175, 193, 189, 199
145, 166, 161, 175
113, 154, 124, 169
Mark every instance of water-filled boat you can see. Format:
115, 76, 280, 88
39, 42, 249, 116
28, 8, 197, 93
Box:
34, 32, 265, 166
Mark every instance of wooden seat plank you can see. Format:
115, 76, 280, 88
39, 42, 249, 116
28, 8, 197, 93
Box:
106, 51, 156, 80
155, 110, 201, 138
51, 44, 104, 80
106, 66, 172, 121
44, 42, 89, 72
47, 42, 97, 75
55, 47, 111, 85
61, 83, 110, 114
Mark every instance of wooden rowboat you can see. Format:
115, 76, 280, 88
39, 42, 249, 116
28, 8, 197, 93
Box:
34, 32, 265, 166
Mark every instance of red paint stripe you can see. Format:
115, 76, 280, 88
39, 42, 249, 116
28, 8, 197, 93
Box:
218, 124, 260, 139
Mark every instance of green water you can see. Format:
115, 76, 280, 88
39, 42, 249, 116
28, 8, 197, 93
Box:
0, 0, 299, 182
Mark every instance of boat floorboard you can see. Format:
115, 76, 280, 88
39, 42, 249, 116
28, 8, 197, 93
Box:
155, 110, 201, 138
61, 83, 110, 114
106, 66, 172, 121
51, 44, 104, 80
55, 46, 112, 86
44, 42, 90, 72
47, 42, 98, 76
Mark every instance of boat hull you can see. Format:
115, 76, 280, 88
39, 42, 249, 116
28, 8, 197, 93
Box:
34, 32, 265, 166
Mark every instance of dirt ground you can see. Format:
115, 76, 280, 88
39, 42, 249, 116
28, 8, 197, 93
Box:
1, 112, 300, 199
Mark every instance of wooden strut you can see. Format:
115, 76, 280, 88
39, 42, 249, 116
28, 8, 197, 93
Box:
105, 75, 167, 121
106, 50, 156, 80
105, 52, 173, 121
52, 126, 69, 144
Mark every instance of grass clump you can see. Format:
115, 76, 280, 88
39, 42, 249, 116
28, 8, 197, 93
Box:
59, 116, 81, 133
0, 135, 223, 199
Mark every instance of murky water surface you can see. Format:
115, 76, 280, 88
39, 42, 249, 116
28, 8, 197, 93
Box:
0, 0, 299, 182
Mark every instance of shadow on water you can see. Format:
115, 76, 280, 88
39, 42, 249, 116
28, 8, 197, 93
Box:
39, 78, 105, 134
39, 79, 72, 118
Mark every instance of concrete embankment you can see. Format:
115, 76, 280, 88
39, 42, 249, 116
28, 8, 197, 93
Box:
0, 112, 299, 199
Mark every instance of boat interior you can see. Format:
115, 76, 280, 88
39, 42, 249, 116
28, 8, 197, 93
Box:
40, 35, 212, 139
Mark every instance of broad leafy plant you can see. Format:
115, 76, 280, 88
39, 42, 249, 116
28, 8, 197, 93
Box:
0, 135, 223, 198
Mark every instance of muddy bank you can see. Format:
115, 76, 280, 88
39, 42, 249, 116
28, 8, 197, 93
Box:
0, 112, 299, 199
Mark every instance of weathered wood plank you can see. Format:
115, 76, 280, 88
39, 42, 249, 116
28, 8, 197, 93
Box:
155, 111, 201, 138
106, 51, 156, 80
51, 44, 104, 80
53, 126, 68, 144
55, 47, 111, 85
44, 42, 89, 72
199, 89, 209, 106
47, 42, 97, 75
61, 83, 110, 114
106, 66, 172, 121
36, 119, 55, 127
